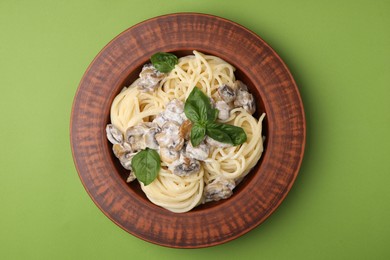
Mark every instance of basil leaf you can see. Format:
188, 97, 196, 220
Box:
150, 52, 178, 73
184, 87, 216, 124
205, 124, 234, 145
206, 122, 247, 146
184, 86, 247, 147
190, 123, 206, 147
207, 107, 219, 123
131, 148, 160, 186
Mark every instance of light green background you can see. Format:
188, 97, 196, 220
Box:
1, 0, 389, 259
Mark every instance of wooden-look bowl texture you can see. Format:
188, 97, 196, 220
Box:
70, 13, 305, 248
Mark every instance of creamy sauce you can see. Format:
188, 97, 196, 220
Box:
107, 63, 258, 202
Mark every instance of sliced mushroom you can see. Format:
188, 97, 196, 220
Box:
125, 124, 149, 152
153, 99, 187, 127
152, 113, 167, 128
112, 142, 132, 158
126, 171, 136, 183
172, 157, 201, 176
163, 99, 186, 125
218, 84, 236, 103
234, 89, 256, 114
185, 141, 209, 161
160, 147, 180, 164
204, 176, 236, 202
205, 136, 232, 148
215, 100, 232, 121
166, 99, 184, 113
233, 80, 256, 114
118, 151, 136, 171
179, 120, 192, 140
144, 123, 160, 149
234, 80, 248, 91
106, 124, 123, 144
138, 63, 166, 92
155, 121, 184, 151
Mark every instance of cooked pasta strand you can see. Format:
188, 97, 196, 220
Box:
110, 51, 265, 213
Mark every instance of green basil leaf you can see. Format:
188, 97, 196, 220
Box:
184, 87, 215, 124
206, 122, 247, 146
184, 86, 247, 147
190, 123, 206, 147
207, 107, 219, 123
205, 124, 234, 145
150, 52, 178, 73
131, 148, 160, 186
184, 101, 201, 123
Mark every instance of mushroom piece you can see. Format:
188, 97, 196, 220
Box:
138, 63, 166, 92
234, 80, 248, 91
126, 171, 136, 183
106, 124, 123, 144
118, 151, 136, 171
172, 157, 201, 177
155, 121, 184, 151
204, 176, 236, 202
144, 123, 160, 150
215, 100, 232, 121
185, 141, 209, 161
125, 124, 149, 152
152, 113, 167, 128
218, 84, 236, 103
163, 99, 186, 125
234, 89, 256, 115
160, 147, 180, 164
179, 120, 192, 140
166, 99, 184, 114
112, 142, 132, 158
233, 80, 256, 115
153, 99, 187, 127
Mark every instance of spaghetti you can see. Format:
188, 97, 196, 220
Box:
109, 51, 265, 213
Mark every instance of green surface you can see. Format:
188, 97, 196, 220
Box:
1, 0, 389, 259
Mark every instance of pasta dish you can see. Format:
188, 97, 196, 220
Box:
105, 51, 265, 213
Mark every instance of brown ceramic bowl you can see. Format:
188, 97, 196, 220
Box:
70, 13, 305, 248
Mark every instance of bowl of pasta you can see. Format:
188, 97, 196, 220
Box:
70, 13, 305, 248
